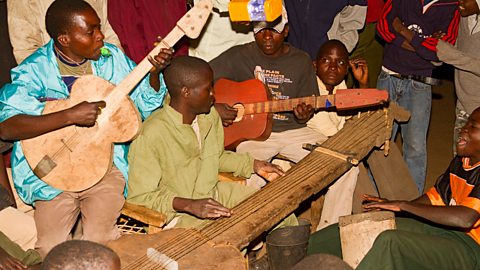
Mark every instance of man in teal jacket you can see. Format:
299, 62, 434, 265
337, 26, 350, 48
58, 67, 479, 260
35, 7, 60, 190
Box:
0, 0, 172, 257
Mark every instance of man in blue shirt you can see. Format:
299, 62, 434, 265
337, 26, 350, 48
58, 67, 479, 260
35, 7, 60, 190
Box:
376, 0, 460, 193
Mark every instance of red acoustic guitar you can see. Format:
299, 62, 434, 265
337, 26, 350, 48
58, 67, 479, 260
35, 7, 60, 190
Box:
214, 79, 389, 149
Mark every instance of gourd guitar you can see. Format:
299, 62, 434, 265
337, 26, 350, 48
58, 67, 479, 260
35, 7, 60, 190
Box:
21, 1, 213, 191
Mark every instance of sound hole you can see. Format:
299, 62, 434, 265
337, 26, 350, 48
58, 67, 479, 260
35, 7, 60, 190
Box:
232, 104, 245, 122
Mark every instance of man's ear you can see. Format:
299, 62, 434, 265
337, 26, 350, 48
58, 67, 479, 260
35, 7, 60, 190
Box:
181, 86, 190, 98
57, 34, 69, 47
282, 24, 289, 38
312, 60, 317, 70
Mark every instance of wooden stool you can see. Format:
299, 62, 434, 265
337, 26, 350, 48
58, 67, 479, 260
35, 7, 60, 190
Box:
339, 211, 396, 268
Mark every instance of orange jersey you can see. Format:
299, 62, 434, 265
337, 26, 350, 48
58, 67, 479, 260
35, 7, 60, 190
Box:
426, 157, 480, 244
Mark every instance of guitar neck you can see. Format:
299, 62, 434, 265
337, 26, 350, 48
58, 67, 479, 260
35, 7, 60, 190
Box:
243, 95, 333, 114
105, 26, 185, 106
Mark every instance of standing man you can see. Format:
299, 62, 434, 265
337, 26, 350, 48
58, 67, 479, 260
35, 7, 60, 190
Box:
376, 0, 460, 193
436, 0, 480, 152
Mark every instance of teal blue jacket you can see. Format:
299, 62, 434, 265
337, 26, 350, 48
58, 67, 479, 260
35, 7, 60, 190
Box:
0, 40, 167, 205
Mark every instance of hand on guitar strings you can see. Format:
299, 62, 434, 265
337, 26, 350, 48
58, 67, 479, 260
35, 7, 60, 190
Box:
293, 103, 314, 124
253, 160, 285, 182
148, 45, 174, 91
148, 48, 174, 74
173, 197, 232, 219
361, 194, 403, 212
214, 103, 238, 126
67, 100, 106, 127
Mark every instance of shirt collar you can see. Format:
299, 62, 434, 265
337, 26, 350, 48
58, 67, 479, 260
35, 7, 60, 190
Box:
316, 77, 347, 95
164, 104, 185, 125
462, 157, 480, 170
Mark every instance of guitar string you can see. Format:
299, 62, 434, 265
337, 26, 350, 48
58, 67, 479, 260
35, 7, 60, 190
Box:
124, 111, 386, 268
252, 96, 320, 114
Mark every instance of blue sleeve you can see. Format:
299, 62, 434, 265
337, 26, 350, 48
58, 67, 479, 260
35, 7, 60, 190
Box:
102, 44, 167, 120
0, 64, 47, 122
121, 53, 167, 120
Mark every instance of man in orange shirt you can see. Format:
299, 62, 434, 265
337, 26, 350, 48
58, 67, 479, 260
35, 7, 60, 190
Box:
307, 106, 480, 269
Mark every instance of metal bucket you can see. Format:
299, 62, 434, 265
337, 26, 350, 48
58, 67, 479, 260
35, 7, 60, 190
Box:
266, 219, 311, 270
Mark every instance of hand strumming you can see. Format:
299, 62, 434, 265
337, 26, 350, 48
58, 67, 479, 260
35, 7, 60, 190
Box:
66, 100, 106, 127
214, 103, 238, 127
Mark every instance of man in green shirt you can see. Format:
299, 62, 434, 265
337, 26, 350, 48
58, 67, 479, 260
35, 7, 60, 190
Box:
127, 56, 297, 228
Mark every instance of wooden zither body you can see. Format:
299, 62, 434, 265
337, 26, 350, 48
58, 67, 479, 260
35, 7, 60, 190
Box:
108, 105, 409, 270
20, 1, 213, 192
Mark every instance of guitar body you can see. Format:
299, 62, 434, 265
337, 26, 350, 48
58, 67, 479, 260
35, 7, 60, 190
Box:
107, 228, 246, 269
214, 79, 272, 150
21, 75, 141, 191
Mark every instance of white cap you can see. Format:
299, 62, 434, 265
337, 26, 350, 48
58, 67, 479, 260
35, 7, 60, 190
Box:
253, 6, 288, 34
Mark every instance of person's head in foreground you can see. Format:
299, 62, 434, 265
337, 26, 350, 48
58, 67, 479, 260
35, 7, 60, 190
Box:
41, 240, 120, 270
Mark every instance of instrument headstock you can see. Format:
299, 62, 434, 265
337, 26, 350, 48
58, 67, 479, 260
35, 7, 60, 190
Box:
177, 0, 213, 39
334, 89, 389, 110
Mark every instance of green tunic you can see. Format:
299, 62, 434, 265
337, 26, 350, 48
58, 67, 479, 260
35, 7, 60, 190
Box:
0, 232, 41, 266
127, 105, 257, 228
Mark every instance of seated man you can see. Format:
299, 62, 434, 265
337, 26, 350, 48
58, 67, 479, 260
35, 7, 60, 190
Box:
209, 8, 323, 188
307, 107, 480, 269
0, 0, 172, 257
127, 56, 297, 229
307, 39, 368, 230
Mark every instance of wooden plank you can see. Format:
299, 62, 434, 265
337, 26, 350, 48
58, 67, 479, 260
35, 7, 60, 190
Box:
352, 164, 378, 214
121, 202, 166, 228
310, 194, 325, 232
367, 143, 419, 200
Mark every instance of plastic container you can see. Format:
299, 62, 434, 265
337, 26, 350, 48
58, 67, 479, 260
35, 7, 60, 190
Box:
228, 0, 282, 22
